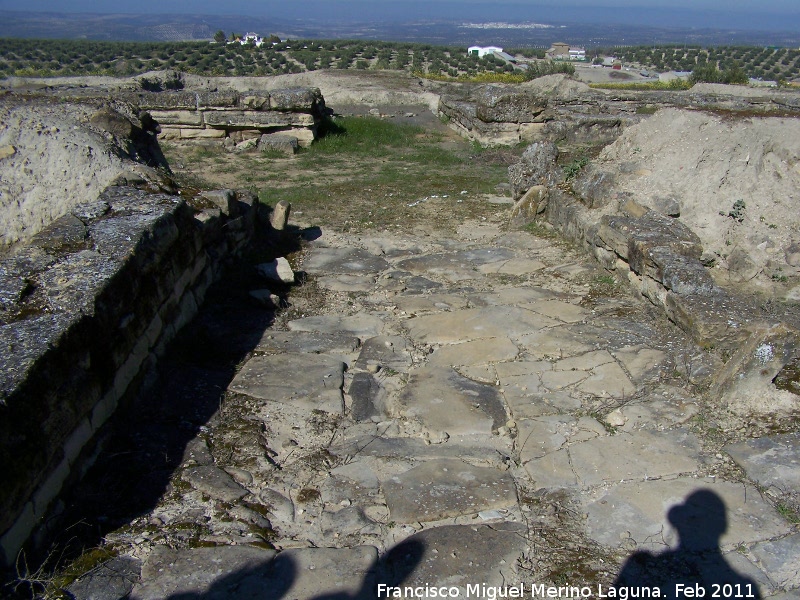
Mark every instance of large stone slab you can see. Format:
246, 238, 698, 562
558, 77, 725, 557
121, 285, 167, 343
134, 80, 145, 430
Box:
260, 546, 378, 599
354, 335, 412, 372
349, 372, 386, 422
378, 523, 527, 593
131, 546, 276, 599
406, 306, 558, 344
133, 545, 377, 600
493, 360, 582, 418
516, 327, 597, 360
255, 331, 361, 355
478, 257, 546, 275
576, 360, 637, 399
68, 555, 141, 600
204, 110, 314, 128
384, 459, 517, 523
183, 466, 249, 503
428, 337, 519, 367
288, 314, 385, 339
229, 353, 345, 413
517, 415, 607, 463
316, 274, 375, 292
583, 479, 790, 552
470, 286, 557, 307
522, 299, 590, 323
393, 293, 470, 315
397, 366, 507, 436
724, 432, 800, 495
750, 534, 800, 588
330, 435, 506, 466
524, 429, 702, 489
396, 248, 516, 282
617, 387, 700, 432
303, 247, 389, 275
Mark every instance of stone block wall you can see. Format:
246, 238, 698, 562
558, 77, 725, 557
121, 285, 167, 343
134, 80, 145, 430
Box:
438, 84, 639, 147
0, 185, 260, 566
439, 82, 800, 148
118, 87, 326, 147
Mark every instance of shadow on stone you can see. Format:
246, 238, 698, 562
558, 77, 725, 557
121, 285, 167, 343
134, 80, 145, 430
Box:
155, 539, 426, 600
40, 230, 285, 578
613, 490, 763, 599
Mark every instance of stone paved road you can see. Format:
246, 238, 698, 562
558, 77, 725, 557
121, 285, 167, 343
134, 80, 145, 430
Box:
68, 212, 799, 599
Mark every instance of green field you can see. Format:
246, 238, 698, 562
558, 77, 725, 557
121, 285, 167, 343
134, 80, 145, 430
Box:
0, 38, 546, 80
601, 44, 800, 81
2, 38, 799, 82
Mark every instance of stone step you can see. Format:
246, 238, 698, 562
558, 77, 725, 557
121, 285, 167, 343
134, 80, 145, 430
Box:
383, 459, 518, 524
229, 352, 345, 413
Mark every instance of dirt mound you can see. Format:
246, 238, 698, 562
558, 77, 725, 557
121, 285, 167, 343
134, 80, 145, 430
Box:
0, 97, 163, 249
591, 107, 800, 293
518, 74, 594, 100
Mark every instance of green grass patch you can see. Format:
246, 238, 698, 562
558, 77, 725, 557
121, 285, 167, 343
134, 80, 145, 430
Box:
776, 502, 800, 524
170, 113, 517, 234
589, 80, 692, 91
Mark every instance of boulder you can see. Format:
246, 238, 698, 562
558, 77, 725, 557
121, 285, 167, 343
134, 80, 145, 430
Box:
258, 134, 299, 156
199, 189, 237, 217
90, 107, 135, 139
509, 185, 548, 229
269, 87, 324, 113
572, 167, 616, 209
256, 258, 295, 284
475, 85, 547, 123
508, 141, 559, 200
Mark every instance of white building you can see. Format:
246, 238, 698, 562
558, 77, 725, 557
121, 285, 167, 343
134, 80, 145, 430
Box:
568, 47, 586, 60
241, 32, 265, 47
468, 46, 503, 58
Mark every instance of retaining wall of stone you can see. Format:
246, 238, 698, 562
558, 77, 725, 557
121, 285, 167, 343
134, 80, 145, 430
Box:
541, 189, 800, 414
439, 82, 800, 147
0, 185, 260, 566
118, 87, 326, 147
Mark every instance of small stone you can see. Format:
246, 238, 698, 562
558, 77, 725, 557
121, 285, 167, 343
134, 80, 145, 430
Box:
423, 430, 449, 444
271, 200, 291, 231
605, 409, 627, 427
234, 138, 258, 153
785, 242, 800, 267
256, 258, 295, 284
183, 466, 248, 503
506, 420, 517, 429
224, 467, 254, 486
364, 505, 389, 522
366, 363, 381, 374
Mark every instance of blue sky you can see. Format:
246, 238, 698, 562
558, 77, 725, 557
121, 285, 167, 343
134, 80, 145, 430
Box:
0, 0, 797, 32
0, 0, 797, 12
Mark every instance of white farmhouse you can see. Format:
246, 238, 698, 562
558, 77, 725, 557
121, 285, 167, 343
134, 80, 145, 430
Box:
468, 46, 503, 58
241, 32, 265, 47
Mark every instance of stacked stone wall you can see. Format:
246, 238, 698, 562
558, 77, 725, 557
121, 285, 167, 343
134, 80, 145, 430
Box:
117, 87, 326, 147
0, 185, 260, 566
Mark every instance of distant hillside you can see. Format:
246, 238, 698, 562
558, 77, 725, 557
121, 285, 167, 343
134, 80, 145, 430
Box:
0, 10, 798, 47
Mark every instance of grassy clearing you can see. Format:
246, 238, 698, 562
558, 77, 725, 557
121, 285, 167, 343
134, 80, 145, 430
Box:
589, 80, 692, 91
165, 115, 516, 234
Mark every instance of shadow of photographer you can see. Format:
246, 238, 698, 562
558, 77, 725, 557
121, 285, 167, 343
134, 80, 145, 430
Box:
160, 537, 426, 600
614, 489, 763, 599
